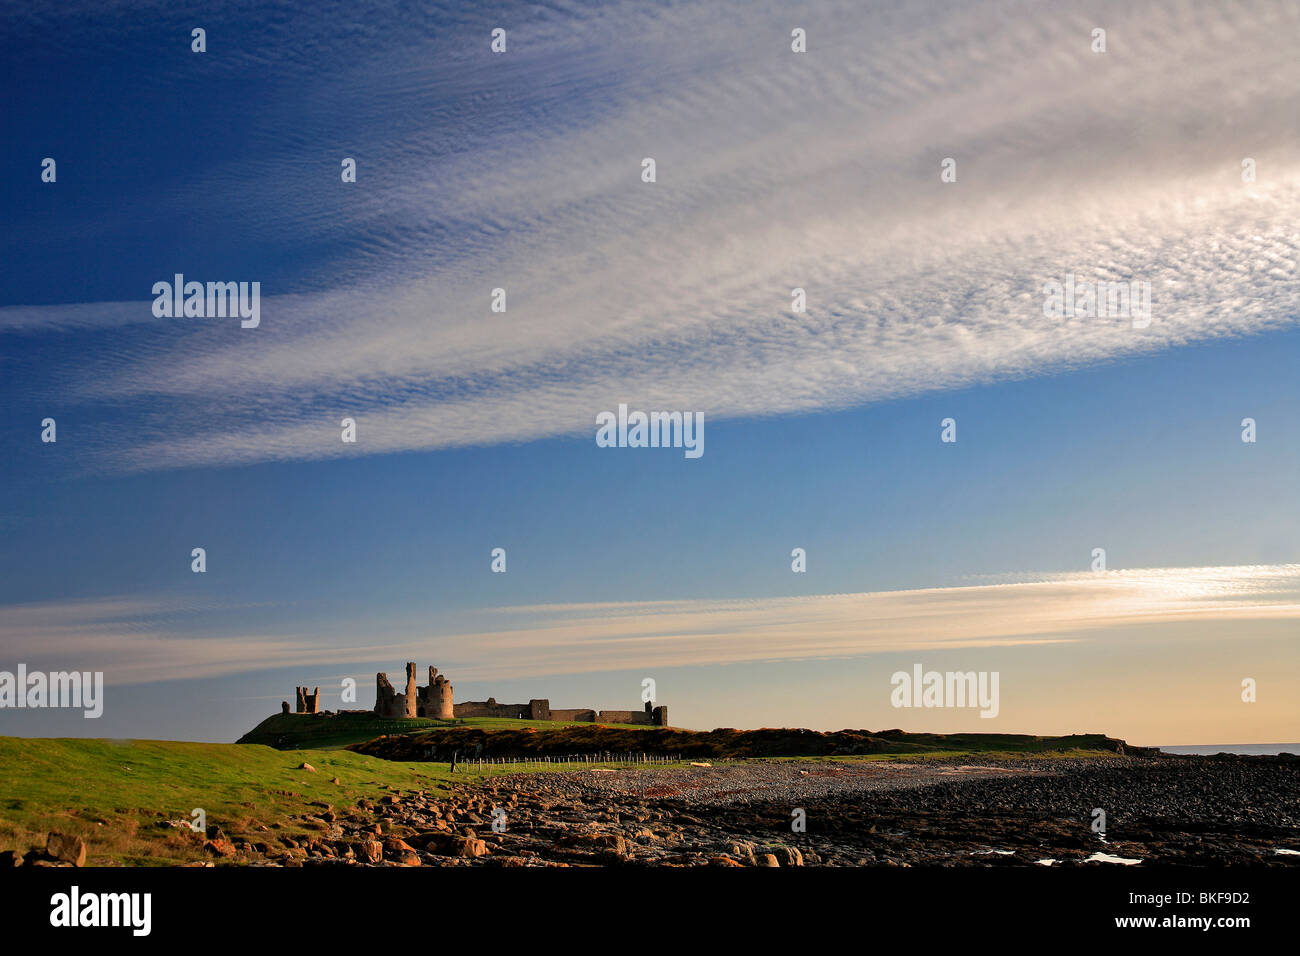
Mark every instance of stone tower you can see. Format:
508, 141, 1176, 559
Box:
375, 672, 396, 715
403, 662, 419, 719
294, 686, 320, 714
424, 666, 454, 719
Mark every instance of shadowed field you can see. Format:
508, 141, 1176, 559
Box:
349, 723, 1147, 761
238, 712, 661, 751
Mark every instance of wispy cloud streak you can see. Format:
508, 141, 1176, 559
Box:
3, 0, 1297, 470
3, 566, 1295, 685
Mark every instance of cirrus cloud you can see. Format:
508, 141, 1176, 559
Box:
2, 0, 1297, 472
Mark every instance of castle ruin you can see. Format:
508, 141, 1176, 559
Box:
374, 664, 454, 720
366, 662, 668, 726
292, 686, 320, 714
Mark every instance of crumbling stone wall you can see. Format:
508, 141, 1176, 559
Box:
450, 698, 550, 720
453, 703, 668, 726
453, 697, 534, 719
548, 709, 596, 722
586, 704, 668, 726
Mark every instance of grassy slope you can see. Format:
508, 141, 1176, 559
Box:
0, 736, 450, 865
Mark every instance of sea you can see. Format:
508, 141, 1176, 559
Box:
1153, 743, 1300, 756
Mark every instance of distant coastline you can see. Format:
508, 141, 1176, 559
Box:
1154, 743, 1300, 756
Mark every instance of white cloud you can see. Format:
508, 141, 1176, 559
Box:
3, 565, 1295, 685
435, 564, 1300, 679
3, 0, 1297, 470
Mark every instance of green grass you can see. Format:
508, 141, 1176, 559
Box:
0, 735, 597, 866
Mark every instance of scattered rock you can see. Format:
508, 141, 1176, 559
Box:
46, 832, 86, 867
768, 845, 803, 867
564, 833, 630, 858
383, 837, 421, 866
426, 834, 489, 858
203, 839, 236, 858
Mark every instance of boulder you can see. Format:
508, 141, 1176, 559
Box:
383, 837, 421, 866
564, 833, 630, 858
729, 842, 756, 861
46, 832, 86, 867
425, 834, 488, 858
769, 845, 804, 867
203, 839, 237, 858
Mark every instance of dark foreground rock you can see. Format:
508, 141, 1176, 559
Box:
426, 754, 1300, 867
56, 754, 1291, 868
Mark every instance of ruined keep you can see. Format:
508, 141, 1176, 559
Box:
294, 686, 320, 714
374, 663, 454, 720
369, 662, 667, 726
424, 666, 454, 719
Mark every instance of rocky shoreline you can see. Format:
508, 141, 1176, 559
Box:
196, 754, 1300, 868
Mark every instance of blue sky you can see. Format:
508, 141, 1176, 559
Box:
2, 0, 1298, 745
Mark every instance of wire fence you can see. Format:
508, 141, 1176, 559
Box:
420, 750, 737, 772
